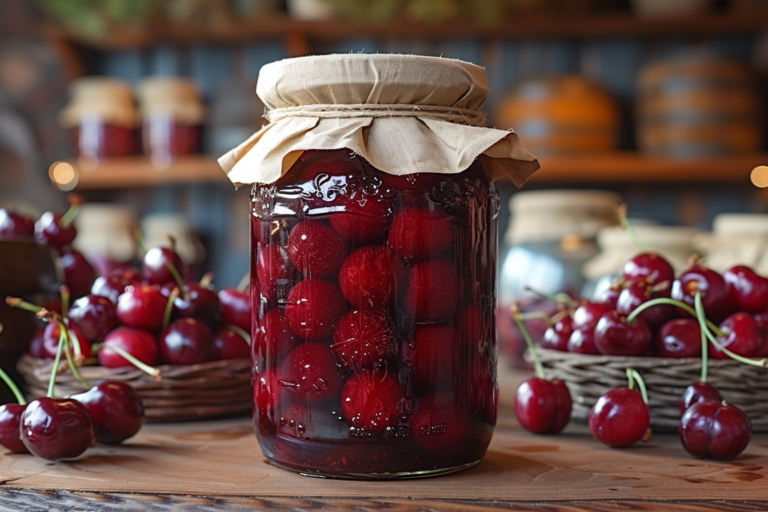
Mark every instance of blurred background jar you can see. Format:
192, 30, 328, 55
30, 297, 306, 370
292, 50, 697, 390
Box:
583, 224, 701, 300
498, 190, 621, 368
141, 213, 207, 282
138, 78, 205, 167
695, 214, 768, 274
59, 78, 139, 165
496, 75, 620, 155
73, 204, 138, 276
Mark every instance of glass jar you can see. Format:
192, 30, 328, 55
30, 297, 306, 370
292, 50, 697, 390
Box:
250, 149, 500, 478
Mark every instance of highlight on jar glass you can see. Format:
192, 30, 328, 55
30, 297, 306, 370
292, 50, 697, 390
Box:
220, 54, 540, 479
138, 78, 205, 167
59, 78, 140, 166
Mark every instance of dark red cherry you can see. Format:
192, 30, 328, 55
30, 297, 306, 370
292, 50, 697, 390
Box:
680, 401, 751, 460
68, 294, 117, 343
594, 310, 652, 356
616, 280, 675, 328
328, 194, 392, 245
141, 246, 184, 286
159, 318, 214, 365
116, 285, 167, 331
284, 279, 348, 340
91, 274, 136, 304
340, 370, 405, 432
28, 328, 46, 358
622, 252, 674, 285
71, 380, 144, 444
218, 288, 250, 332
589, 387, 650, 447
35, 212, 77, 248
753, 311, 768, 357
212, 327, 250, 360
42, 322, 92, 360
388, 207, 454, 261
514, 377, 572, 434
540, 315, 572, 352
671, 265, 729, 322
0, 404, 28, 453
654, 319, 702, 358
256, 243, 296, 301
572, 302, 612, 333
567, 328, 599, 354
20, 397, 94, 460
0, 209, 35, 238
254, 308, 300, 361
111, 266, 142, 282
170, 283, 220, 326
724, 265, 768, 314
287, 220, 348, 278
679, 382, 723, 414
278, 342, 344, 403
61, 249, 96, 300
338, 246, 403, 309
99, 327, 158, 368
595, 279, 622, 309
332, 308, 394, 370
711, 312, 760, 359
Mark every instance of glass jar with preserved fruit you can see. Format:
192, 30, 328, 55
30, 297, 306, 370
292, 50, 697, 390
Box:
220, 54, 539, 478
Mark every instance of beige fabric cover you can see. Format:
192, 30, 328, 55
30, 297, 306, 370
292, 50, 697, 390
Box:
60, 78, 139, 128
219, 54, 539, 186
138, 78, 206, 125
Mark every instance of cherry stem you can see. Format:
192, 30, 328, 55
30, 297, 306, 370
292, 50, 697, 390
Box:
58, 193, 83, 229
108, 345, 161, 380
627, 297, 724, 336
694, 291, 709, 383
514, 311, 551, 322
162, 287, 180, 331
47, 324, 67, 398
223, 323, 251, 347
523, 286, 575, 307
199, 272, 214, 288
617, 203, 652, 252
134, 226, 148, 255
512, 306, 545, 379
167, 233, 177, 252
165, 260, 186, 291
236, 272, 250, 292
695, 292, 768, 368
626, 368, 649, 405
59, 285, 70, 321
5, 297, 43, 314
67, 322, 84, 364
57, 321, 89, 388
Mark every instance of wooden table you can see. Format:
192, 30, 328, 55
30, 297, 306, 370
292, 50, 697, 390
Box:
0, 407, 766, 511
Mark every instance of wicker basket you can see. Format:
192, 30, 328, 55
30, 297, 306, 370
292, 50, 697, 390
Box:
533, 348, 768, 433
17, 354, 253, 423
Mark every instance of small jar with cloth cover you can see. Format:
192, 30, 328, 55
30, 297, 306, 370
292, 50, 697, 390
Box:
219, 54, 539, 478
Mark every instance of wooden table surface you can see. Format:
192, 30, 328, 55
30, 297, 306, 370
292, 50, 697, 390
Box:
0, 406, 766, 511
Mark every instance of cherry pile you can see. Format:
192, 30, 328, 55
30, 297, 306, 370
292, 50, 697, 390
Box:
0, 323, 145, 461
250, 151, 497, 475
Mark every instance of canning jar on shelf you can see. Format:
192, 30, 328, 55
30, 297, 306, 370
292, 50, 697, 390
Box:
219, 54, 539, 478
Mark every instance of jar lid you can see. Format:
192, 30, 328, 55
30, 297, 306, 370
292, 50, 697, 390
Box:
138, 78, 206, 124
712, 214, 768, 235
219, 54, 539, 187
59, 77, 139, 128
510, 189, 622, 213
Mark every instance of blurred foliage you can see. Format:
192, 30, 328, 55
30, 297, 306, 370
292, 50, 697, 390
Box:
325, 0, 542, 24
38, 0, 156, 39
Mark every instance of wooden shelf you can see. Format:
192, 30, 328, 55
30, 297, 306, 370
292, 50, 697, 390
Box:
48, 12, 768, 51
59, 153, 767, 190
66, 156, 228, 190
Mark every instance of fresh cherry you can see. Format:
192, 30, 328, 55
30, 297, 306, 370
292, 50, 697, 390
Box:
20, 397, 94, 460
514, 377, 572, 434
388, 207, 454, 261
91, 274, 136, 304
255, 309, 300, 361
212, 327, 250, 360
169, 283, 221, 327
671, 265, 729, 322
287, 220, 348, 278
711, 312, 760, 359
622, 253, 674, 285
567, 329, 600, 354
338, 246, 403, 309
68, 294, 117, 343
0, 404, 28, 453
99, 327, 158, 368
141, 246, 184, 286
218, 287, 250, 332
256, 243, 296, 301
754, 311, 768, 357
42, 322, 92, 360
61, 249, 96, 300
616, 280, 675, 328
655, 319, 702, 358
28, 328, 46, 358
679, 382, 723, 414
340, 370, 405, 432
404, 259, 459, 321
159, 318, 214, 365
680, 401, 751, 460
278, 342, 344, 403
571, 302, 612, 334
332, 309, 394, 370
34, 212, 77, 248
116, 285, 168, 331
594, 311, 652, 356
589, 387, 650, 447
71, 380, 144, 444
285, 279, 348, 340
0, 209, 35, 238
724, 265, 768, 314
540, 315, 572, 352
